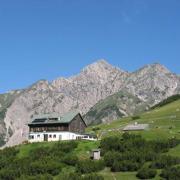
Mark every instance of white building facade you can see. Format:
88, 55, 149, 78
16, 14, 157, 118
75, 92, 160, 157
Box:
29, 131, 84, 143
28, 111, 87, 143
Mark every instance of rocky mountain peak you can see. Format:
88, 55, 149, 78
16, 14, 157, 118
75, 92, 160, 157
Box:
137, 63, 171, 75
82, 59, 125, 74
123, 63, 178, 103
53, 60, 129, 90
28, 80, 55, 92
0, 60, 179, 147
76, 59, 128, 86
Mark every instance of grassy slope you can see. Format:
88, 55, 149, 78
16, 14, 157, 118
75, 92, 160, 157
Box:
99, 168, 162, 180
86, 99, 180, 179
87, 99, 180, 140
17, 140, 99, 160
15, 99, 180, 180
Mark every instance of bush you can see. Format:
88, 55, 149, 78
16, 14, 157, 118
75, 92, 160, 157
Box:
160, 166, 180, 179
168, 138, 180, 148
92, 127, 101, 131
57, 172, 104, 180
52, 141, 78, 153
83, 173, 104, 180
62, 154, 78, 166
131, 116, 140, 120
104, 151, 120, 167
29, 147, 50, 160
0, 147, 19, 169
111, 160, 140, 172
151, 94, 180, 109
101, 136, 123, 153
29, 160, 61, 176
0, 169, 18, 180
17, 174, 53, 180
77, 159, 105, 174
136, 167, 157, 179
100, 134, 180, 173
57, 172, 81, 180
150, 155, 180, 169
144, 151, 157, 161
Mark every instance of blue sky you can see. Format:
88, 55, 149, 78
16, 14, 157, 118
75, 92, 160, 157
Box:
0, 0, 180, 93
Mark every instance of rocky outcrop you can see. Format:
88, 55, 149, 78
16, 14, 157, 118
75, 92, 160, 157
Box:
84, 90, 149, 125
122, 63, 179, 104
52, 60, 129, 113
0, 90, 22, 146
0, 60, 179, 147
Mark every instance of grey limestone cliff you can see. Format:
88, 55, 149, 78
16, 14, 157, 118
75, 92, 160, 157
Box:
0, 60, 179, 147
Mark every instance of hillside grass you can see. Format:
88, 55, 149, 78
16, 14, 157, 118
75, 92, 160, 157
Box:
9, 98, 180, 179
17, 140, 99, 159
99, 168, 162, 180
86, 99, 180, 179
87, 100, 180, 180
151, 94, 180, 109
87, 99, 180, 141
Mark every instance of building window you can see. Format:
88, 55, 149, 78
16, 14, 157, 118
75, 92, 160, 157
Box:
37, 135, 40, 138
76, 136, 82, 140
29, 135, 34, 139
53, 134, 56, 138
49, 134, 52, 138
59, 135, 62, 140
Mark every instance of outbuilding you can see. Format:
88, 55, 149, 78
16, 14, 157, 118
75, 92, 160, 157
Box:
123, 122, 149, 131
91, 149, 101, 160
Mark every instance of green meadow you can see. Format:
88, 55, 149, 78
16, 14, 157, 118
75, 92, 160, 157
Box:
1, 98, 179, 180
87, 99, 180, 141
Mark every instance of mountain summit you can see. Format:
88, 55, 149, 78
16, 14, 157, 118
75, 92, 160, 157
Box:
82, 59, 125, 74
136, 63, 171, 74
0, 60, 179, 147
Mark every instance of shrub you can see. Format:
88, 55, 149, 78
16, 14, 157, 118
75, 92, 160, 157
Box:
0, 147, 19, 169
92, 127, 101, 131
62, 154, 78, 166
150, 155, 180, 169
151, 94, 180, 109
29, 147, 50, 160
131, 116, 140, 120
57, 172, 81, 180
121, 133, 141, 141
101, 134, 180, 174
83, 173, 104, 180
103, 151, 120, 167
101, 136, 123, 153
136, 167, 157, 179
57, 172, 104, 180
144, 151, 157, 161
168, 138, 180, 148
29, 160, 61, 176
17, 174, 53, 180
111, 160, 140, 172
160, 166, 180, 179
0, 169, 18, 180
77, 159, 105, 174
52, 141, 78, 153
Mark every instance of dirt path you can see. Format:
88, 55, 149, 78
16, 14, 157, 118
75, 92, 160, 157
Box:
111, 173, 117, 180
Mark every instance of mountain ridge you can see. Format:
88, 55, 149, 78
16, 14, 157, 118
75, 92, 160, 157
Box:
0, 59, 179, 147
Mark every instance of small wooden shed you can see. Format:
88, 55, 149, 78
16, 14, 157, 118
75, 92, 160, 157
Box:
91, 149, 101, 160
